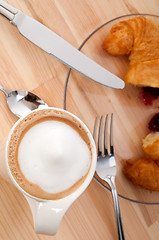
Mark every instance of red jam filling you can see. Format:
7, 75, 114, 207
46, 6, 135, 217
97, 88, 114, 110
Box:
148, 113, 159, 132
141, 87, 159, 106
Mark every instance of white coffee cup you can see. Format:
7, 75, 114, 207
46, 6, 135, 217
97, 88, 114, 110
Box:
5, 107, 97, 235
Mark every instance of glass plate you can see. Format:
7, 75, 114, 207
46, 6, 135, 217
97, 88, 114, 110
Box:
64, 14, 159, 204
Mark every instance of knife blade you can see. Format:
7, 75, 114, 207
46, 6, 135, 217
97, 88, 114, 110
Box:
0, 0, 124, 89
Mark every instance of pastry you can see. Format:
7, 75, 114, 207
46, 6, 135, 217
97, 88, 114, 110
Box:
103, 17, 159, 191
123, 158, 159, 191
123, 113, 159, 191
142, 132, 159, 160
142, 113, 159, 160
102, 17, 159, 88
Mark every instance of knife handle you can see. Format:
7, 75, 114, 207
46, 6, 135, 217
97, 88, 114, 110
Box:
0, 0, 18, 13
0, 0, 18, 20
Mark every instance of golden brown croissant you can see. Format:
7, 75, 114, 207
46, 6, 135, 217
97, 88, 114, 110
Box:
123, 158, 159, 191
123, 113, 159, 191
142, 132, 159, 160
102, 17, 159, 88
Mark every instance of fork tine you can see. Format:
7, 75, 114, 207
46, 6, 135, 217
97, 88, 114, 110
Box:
104, 114, 109, 156
110, 113, 114, 155
98, 116, 103, 156
93, 116, 98, 146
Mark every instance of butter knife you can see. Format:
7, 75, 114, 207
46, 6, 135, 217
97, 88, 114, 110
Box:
0, 0, 125, 89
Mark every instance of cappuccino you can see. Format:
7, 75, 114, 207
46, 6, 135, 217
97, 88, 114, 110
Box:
7, 109, 92, 200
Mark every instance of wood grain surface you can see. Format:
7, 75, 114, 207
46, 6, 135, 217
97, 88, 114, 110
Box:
0, 1, 159, 239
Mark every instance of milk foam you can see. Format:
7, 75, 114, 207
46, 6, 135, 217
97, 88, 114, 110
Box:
18, 120, 91, 193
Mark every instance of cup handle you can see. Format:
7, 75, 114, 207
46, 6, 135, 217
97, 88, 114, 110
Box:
25, 196, 72, 235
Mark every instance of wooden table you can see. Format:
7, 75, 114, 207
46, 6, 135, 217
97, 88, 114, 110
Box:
0, 0, 159, 239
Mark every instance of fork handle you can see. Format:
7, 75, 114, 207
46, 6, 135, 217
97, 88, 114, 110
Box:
105, 176, 125, 240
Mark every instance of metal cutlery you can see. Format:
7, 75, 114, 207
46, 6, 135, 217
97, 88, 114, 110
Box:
0, 84, 47, 118
93, 114, 125, 240
0, 0, 125, 89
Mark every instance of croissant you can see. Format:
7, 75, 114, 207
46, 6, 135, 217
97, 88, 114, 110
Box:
123, 158, 159, 191
102, 17, 159, 88
142, 132, 159, 160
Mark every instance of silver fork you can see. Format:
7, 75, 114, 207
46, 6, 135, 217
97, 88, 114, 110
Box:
93, 114, 125, 240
